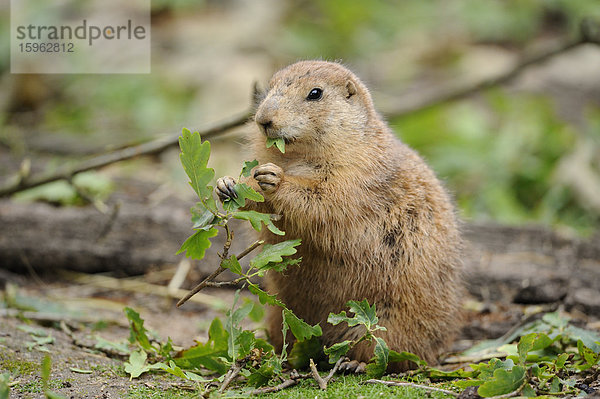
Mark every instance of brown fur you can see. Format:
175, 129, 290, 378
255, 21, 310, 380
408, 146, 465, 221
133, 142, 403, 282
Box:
220, 60, 463, 371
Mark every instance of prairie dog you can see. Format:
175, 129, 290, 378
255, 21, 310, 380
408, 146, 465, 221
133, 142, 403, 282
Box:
216, 60, 463, 371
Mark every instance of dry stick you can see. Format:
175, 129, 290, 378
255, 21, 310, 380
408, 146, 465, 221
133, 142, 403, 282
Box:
384, 37, 586, 119
309, 357, 344, 390
176, 239, 264, 308
0, 110, 252, 197
365, 379, 459, 397
61, 270, 227, 309
219, 359, 246, 393
250, 378, 300, 395
385, 19, 600, 119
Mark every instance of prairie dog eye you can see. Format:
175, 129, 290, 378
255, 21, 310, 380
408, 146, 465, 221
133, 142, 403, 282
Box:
306, 88, 323, 101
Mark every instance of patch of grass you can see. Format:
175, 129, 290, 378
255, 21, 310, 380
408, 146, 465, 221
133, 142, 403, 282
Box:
0, 352, 39, 375
15, 378, 63, 394
126, 385, 199, 399
253, 375, 456, 398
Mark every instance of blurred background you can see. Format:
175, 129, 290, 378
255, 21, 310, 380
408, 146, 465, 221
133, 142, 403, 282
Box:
1, 0, 600, 236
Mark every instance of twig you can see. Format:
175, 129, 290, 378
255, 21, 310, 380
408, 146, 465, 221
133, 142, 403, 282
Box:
167, 258, 192, 296
365, 379, 459, 397
236, 239, 264, 260
309, 357, 344, 390
384, 18, 600, 120
249, 378, 299, 395
60, 270, 228, 310
249, 370, 309, 395
219, 359, 246, 393
0, 110, 252, 197
203, 280, 243, 288
176, 239, 263, 308
383, 37, 586, 119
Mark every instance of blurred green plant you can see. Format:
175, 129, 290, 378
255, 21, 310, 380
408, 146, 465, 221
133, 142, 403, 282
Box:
391, 90, 599, 234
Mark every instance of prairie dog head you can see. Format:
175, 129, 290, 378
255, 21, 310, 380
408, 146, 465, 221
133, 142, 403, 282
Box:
254, 61, 378, 148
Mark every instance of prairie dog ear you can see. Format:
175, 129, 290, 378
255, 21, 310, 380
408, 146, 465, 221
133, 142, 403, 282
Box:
345, 80, 357, 99
252, 81, 267, 108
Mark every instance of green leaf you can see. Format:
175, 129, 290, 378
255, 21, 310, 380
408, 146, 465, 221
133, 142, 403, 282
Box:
191, 202, 218, 229
245, 298, 265, 322
283, 309, 322, 342
555, 353, 569, 368
124, 350, 149, 379
233, 210, 284, 235
242, 160, 259, 177
236, 330, 257, 359
69, 368, 92, 374
255, 257, 302, 276
174, 318, 229, 374
124, 307, 152, 351
248, 356, 282, 387
156, 360, 209, 382
248, 283, 286, 308
223, 183, 265, 211
266, 137, 285, 153
577, 340, 599, 370
324, 340, 352, 364
521, 384, 536, 397
366, 337, 389, 378
388, 350, 428, 368
288, 336, 323, 369
280, 310, 289, 363
327, 299, 379, 330
0, 373, 9, 399
221, 255, 242, 275
226, 295, 254, 360
176, 228, 218, 260
94, 335, 129, 356
549, 376, 561, 393
250, 239, 301, 269
41, 355, 51, 391
516, 333, 537, 364
472, 358, 515, 380
565, 325, 600, 353
542, 312, 569, 329
478, 365, 526, 397
179, 128, 215, 200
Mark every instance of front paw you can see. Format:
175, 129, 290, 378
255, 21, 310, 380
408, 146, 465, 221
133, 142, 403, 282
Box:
338, 359, 366, 374
215, 176, 238, 202
253, 163, 283, 194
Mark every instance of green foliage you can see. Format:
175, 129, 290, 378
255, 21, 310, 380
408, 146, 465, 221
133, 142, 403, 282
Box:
13, 171, 113, 206
173, 318, 229, 374
393, 91, 599, 233
325, 300, 391, 378
266, 137, 286, 153
250, 239, 302, 269
124, 307, 152, 351
449, 313, 600, 397
119, 129, 321, 387
0, 373, 9, 399
223, 183, 264, 211
178, 128, 215, 202
328, 299, 385, 332
241, 160, 259, 177
233, 210, 283, 235
175, 228, 218, 259
41, 355, 67, 399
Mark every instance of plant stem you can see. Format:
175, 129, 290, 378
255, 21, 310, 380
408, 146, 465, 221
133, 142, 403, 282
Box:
176, 239, 264, 307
